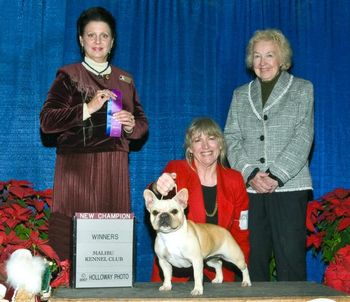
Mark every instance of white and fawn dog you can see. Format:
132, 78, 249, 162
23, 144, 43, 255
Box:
144, 188, 251, 296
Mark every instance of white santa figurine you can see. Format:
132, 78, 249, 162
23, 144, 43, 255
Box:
4, 249, 46, 302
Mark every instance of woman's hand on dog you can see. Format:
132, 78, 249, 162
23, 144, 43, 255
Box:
155, 173, 177, 196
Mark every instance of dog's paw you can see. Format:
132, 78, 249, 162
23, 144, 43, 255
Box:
191, 287, 203, 296
211, 276, 223, 283
159, 284, 172, 291
241, 280, 252, 287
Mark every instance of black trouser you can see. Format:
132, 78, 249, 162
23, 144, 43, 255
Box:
248, 190, 310, 281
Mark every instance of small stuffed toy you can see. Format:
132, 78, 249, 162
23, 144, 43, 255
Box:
5, 249, 46, 302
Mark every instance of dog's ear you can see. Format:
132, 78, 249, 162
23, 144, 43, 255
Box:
143, 189, 156, 211
174, 188, 188, 209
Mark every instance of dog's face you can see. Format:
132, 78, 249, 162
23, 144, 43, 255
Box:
144, 188, 188, 233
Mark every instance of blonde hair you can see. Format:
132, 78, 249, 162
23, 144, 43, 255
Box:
184, 117, 227, 166
246, 29, 292, 70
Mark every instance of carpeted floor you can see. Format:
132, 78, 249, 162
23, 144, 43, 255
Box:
50, 281, 350, 301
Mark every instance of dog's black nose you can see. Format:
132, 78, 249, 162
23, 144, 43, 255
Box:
159, 212, 171, 227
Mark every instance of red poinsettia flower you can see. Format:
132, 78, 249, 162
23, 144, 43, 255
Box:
26, 198, 46, 212
0, 231, 27, 262
0, 180, 62, 286
0, 230, 25, 246
334, 188, 350, 200
306, 201, 323, 232
36, 189, 53, 207
37, 224, 49, 232
307, 232, 325, 249
50, 259, 71, 288
36, 212, 46, 219
25, 230, 48, 245
306, 188, 350, 263
336, 245, 350, 272
6, 180, 35, 200
1, 204, 32, 228
338, 217, 350, 231
324, 245, 350, 294
24, 231, 60, 264
334, 203, 350, 217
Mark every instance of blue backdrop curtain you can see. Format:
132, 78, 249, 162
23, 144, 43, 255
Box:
0, 0, 349, 282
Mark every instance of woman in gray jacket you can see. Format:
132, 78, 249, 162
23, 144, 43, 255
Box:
224, 29, 314, 282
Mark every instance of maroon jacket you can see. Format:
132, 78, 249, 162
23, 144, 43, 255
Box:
151, 160, 250, 282
40, 63, 148, 154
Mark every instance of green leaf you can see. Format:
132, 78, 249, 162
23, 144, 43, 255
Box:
14, 224, 31, 240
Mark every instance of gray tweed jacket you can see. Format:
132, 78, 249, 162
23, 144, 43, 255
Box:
224, 71, 314, 193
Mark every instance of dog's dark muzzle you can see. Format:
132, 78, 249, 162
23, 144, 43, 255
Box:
158, 212, 171, 227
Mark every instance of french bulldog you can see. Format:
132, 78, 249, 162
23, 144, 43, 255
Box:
144, 188, 251, 296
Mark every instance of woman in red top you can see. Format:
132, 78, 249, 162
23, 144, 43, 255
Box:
150, 117, 249, 282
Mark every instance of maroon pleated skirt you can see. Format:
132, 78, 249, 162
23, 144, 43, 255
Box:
48, 151, 130, 260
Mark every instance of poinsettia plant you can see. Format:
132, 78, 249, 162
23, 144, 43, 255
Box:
306, 188, 350, 293
0, 180, 69, 288
306, 188, 350, 263
323, 245, 350, 293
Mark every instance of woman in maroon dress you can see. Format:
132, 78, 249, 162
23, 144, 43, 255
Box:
40, 7, 148, 261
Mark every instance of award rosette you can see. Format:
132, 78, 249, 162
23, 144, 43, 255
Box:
106, 89, 122, 137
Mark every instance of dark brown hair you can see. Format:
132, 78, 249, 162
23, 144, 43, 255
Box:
77, 7, 116, 60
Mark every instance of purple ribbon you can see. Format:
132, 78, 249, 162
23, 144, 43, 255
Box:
106, 89, 122, 137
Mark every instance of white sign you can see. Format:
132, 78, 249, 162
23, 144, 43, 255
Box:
73, 213, 134, 288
